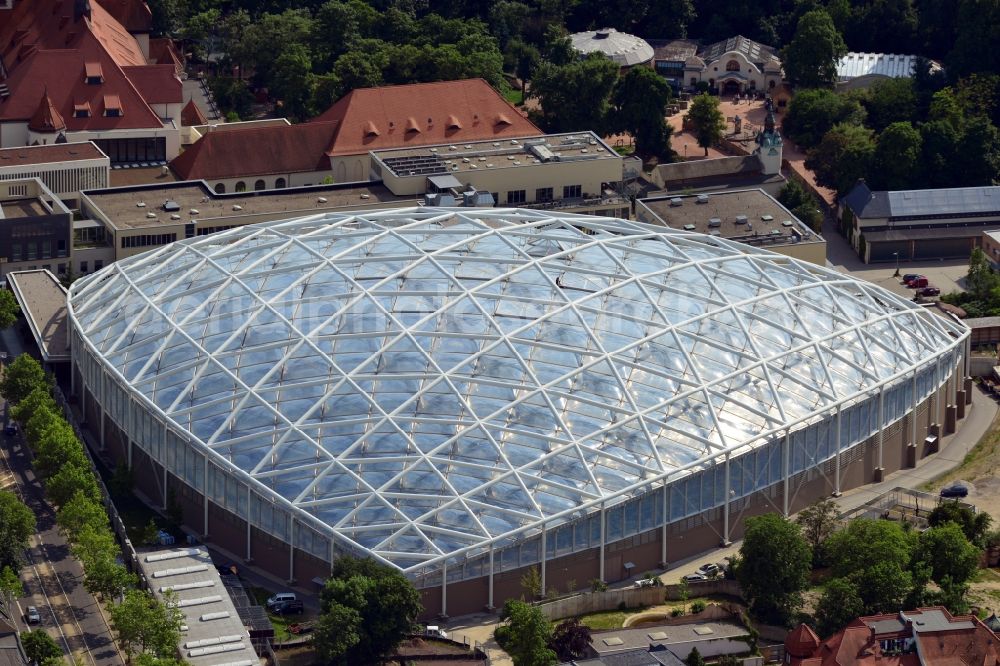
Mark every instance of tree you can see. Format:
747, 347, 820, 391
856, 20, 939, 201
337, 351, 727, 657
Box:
529, 54, 619, 133
10, 387, 56, 425
140, 519, 161, 546
500, 600, 556, 666
70, 524, 118, 567
0, 565, 22, 608
920, 120, 961, 188
781, 9, 847, 88
815, 578, 864, 638
928, 501, 993, 548
109, 589, 183, 661
917, 522, 981, 587
686, 93, 725, 156
0, 289, 20, 329
948, 0, 1000, 79
108, 465, 134, 499
521, 566, 542, 599
269, 43, 315, 119
0, 354, 50, 405
610, 66, 674, 158
684, 646, 706, 666
45, 463, 100, 507
795, 498, 839, 566
778, 179, 823, 232
736, 513, 811, 625
955, 116, 1000, 187
21, 629, 62, 665
33, 424, 87, 480
83, 557, 136, 600
56, 491, 108, 539
0, 490, 35, 569
825, 518, 917, 614
314, 557, 422, 666
783, 89, 865, 149
871, 122, 923, 190
548, 618, 591, 662
806, 123, 876, 196
332, 50, 384, 94
862, 78, 918, 133
966, 247, 1000, 301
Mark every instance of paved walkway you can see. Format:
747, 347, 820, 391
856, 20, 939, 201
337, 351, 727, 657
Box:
444, 385, 1000, 664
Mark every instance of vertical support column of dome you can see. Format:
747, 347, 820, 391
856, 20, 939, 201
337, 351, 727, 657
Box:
833, 407, 842, 497
99, 400, 105, 451
127, 436, 133, 468
540, 523, 547, 594
203, 456, 209, 539
246, 485, 253, 562
487, 545, 495, 610
907, 372, 918, 468
441, 562, 448, 618
782, 430, 790, 517
162, 463, 168, 509
599, 502, 606, 583
874, 388, 885, 482
660, 484, 667, 568
288, 518, 295, 583
722, 453, 731, 546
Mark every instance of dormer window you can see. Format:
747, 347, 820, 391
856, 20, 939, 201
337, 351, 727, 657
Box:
495, 113, 512, 127
73, 101, 91, 118
446, 115, 462, 130
85, 61, 103, 84
103, 95, 122, 117
363, 120, 379, 137
405, 117, 420, 134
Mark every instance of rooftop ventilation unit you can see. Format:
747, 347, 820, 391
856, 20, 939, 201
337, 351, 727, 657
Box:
232, 205, 242, 211
317, 197, 327, 203
735, 215, 748, 224
696, 194, 709, 204
669, 197, 682, 207
189, 209, 199, 215
530, 144, 557, 162
136, 202, 145, 208
781, 220, 794, 227
425, 193, 440, 206
439, 194, 456, 206
683, 224, 696, 231
163, 200, 180, 212
708, 218, 722, 227
761, 214, 774, 221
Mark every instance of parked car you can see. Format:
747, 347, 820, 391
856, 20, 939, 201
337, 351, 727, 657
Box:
633, 578, 657, 588
696, 563, 721, 578
216, 563, 238, 577
425, 626, 448, 639
940, 484, 969, 498
271, 600, 304, 615
4, 423, 17, 436
25, 606, 40, 624
906, 276, 929, 288
682, 573, 707, 583
918, 286, 941, 297
902, 273, 922, 283
265, 592, 297, 609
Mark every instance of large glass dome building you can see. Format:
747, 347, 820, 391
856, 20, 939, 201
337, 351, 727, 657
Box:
68, 208, 969, 617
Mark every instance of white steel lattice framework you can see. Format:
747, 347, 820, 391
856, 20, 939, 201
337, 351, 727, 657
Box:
67, 208, 968, 581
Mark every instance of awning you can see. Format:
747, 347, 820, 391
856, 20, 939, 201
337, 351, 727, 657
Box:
74, 219, 102, 230
428, 174, 463, 191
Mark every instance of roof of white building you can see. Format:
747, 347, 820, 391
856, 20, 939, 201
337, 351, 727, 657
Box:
836, 52, 940, 80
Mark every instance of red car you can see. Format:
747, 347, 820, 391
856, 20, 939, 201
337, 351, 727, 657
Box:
906, 276, 928, 288
918, 286, 940, 297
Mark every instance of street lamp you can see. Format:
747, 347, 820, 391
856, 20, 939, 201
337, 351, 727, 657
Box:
893, 251, 900, 278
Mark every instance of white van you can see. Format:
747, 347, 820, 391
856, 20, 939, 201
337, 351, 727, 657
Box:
266, 592, 297, 609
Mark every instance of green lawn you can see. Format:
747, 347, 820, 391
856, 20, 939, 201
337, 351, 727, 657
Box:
577, 608, 639, 630
503, 88, 524, 106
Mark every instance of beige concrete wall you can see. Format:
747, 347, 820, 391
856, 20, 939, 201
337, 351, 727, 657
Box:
329, 155, 371, 183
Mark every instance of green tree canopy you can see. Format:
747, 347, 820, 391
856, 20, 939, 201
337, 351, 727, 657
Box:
530, 54, 619, 134
10, 387, 56, 426
548, 618, 591, 662
777, 179, 823, 232
954, 116, 1000, 186
871, 122, 923, 190
927, 502, 993, 548
57, 491, 109, 539
609, 66, 674, 158
783, 89, 865, 149
314, 557, 422, 665
815, 578, 864, 637
965, 247, 1000, 301
33, 423, 87, 480
736, 513, 812, 625
795, 498, 840, 566
45, 462, 100, 507
861, 78, 918, 133
0, 289, 21, 329
0, 490, 35, 569
917, 522, 981, 587
685, 646, 706, 666
21, 629, 62, 665
0, 565, 22, 607
0, 354, 50, 405
499, 600, 556, 666
781, 9, 847, 88
109, 589, 183, 661
686, 93, 725, 156
825, 518, 918, 613
805, 122, 875, 195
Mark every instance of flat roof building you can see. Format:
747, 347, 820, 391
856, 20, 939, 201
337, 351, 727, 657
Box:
836, 53, 942, 90
0, 142, 109, 203
637, 189, 825, 264
6, 269, 70, 364
0, 179, 73, 278
570, 29, 655, 67
841, 181, 1000, 263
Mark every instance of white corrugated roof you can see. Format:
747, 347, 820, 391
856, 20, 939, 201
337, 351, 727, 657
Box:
837, 52, 941, 80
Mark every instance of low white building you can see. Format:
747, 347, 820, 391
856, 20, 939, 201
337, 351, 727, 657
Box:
836, 52, 943, 90
684, 36, 784, 96
0, 143, 109, 206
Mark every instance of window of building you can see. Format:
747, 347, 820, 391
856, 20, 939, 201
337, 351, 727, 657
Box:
507, 190, 526, 205
73, 103, 91, 118
563, 185, 582, 199
85, 62, 103, 84
57, 239, 66, 256
214, 183, 226, 194
275, 178, 286, 189
93, 137, 166, 165
536, 187, 553, 202
57, 263, 66, 275
726, 60, 740, 71
235, 181, 247, 192
80, 261, 88, 273
120, 234, 177, 249
26, 242, 36, 260
769, 80, 776, 89
691, 77, 698, 85
41, 240, 51, 258
254, 180, 266, 191
11, 244, 20, 261
94, 260, 103, 271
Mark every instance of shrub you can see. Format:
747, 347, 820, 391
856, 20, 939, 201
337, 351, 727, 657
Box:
671, 608, 684, 617
690, 600, 707, 614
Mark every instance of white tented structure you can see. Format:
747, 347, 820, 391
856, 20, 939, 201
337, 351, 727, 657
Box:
67, 208, 968, 616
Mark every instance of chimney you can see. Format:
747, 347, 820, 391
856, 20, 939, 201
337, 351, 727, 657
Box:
74, 0, 91, 22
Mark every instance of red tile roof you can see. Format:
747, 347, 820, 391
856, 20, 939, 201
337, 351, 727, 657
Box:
311, 79, 542, 156
786, 624, 821, 658
0, 0, 166, 133
122, 65, 182, 105
94, 0, 152, 34
181, 99, 208, 127
28, 92, 67, 133
149, 37, 183, 75
170, 122, 340, 180
0, 142, 106, 166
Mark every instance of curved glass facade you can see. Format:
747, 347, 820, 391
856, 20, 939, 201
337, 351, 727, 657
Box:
67, 208, 967, 583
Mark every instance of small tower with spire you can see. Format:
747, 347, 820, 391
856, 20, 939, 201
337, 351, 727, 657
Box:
754, 106, 783, 176
27, 90, 66, 146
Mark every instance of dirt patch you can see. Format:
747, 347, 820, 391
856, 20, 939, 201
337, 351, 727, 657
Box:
922, 404, 1000, 522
